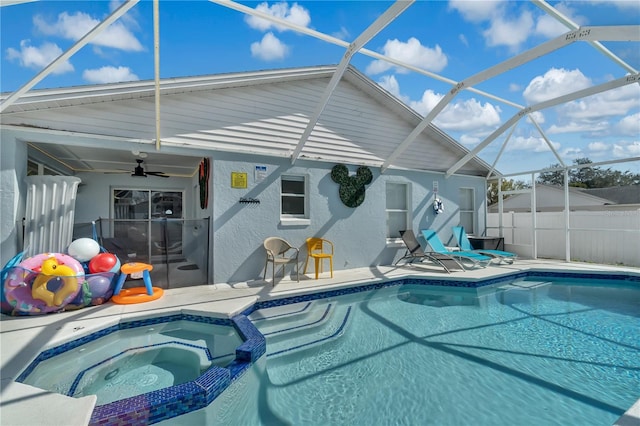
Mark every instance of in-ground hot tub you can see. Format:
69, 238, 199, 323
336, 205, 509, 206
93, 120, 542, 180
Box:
17, 313, 266, 425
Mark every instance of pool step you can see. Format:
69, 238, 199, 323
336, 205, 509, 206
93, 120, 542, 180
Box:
266, 304, 352, 357
496, 280, 552, 305
251, 302, 352, 357
499, 280, 551, 290
249, 301, 318, 335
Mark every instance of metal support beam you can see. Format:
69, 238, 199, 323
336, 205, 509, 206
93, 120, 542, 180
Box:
533, 0, 638, 74
563, 168, 570, 262
530, 118, 565, 166
154, 0, 161, 150
380, 25, 618, 172
0, 0, 139, 113
210, 0, 522, 111
486, 123, 518, 179
290, 1, 413, 164
445, 73, 640, 177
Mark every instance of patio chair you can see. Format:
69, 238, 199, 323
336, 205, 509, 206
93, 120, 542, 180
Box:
263, 237, 299, 285
452, 226, 517, 264
395, 230, 465, 273
304, 237, 334, 279
420, 229, 492, 268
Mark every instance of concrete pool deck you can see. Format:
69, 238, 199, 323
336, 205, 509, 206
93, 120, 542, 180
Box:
1, 259, 639, 425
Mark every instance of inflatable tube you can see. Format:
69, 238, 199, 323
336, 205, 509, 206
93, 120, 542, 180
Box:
5, 253, 84, 314
111, 287, 164, 305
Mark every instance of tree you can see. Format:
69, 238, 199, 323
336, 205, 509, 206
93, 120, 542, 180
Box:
537, 158, 640, 188
487, 179, 528, 205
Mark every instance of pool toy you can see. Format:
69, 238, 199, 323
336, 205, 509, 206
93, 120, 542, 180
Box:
112, 262, 163, 304
32, 257, 80, 307
89, 253, 120, 274
111, 287, 164, 304
4, 253, 84, 313
68, 238, 101, 262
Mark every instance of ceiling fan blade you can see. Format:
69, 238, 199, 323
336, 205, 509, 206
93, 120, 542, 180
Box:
146, 171, 170, 178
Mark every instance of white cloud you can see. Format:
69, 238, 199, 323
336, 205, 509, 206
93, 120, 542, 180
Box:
590, 1, 640, 11
588, 142, 609, 152
6, 40, 74, 74
82, 66, 138, 84
34, 11, 143, 52
526, 111, 545, 124
332, 26, 349, 41
366, 38, 447, 75
613, 141, 640, 158
483, 11, 534, 49
508, 135, 560, 152
250, 32, 289, 61
409, 89, 443, 116
534, 3, 586, 38
562, 147, 584, 159
523, 68, 592, 104
458, 34, 468, 47
408, 89, 501, 134
547, 120, 610, 135
434, 98, 502, 133
376, 75, 411, 104
448, 0, 501, 22
245, 2, 311, 32
559, 85, 640, 121
615, 113, 640, 137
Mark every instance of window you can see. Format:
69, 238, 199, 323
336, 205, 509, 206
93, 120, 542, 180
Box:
281, 175, 307, 218
27, 159, 60, 176
459, 188, 475, 234
112, 189, 184, 259
386, 182, 409, 239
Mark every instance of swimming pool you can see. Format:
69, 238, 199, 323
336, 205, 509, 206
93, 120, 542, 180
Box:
169, 274, 640, 425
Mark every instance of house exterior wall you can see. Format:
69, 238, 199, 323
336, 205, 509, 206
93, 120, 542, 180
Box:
0, 132, 485, 282
0, 130, 27, 266
209, 151, 486, 284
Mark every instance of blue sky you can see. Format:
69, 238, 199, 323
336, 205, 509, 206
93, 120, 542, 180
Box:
1, 0, 639, 176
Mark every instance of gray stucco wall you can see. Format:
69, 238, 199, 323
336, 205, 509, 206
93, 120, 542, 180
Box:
0, 131, 27, 267
209, 152, 486, 284
1, 136, 486, 284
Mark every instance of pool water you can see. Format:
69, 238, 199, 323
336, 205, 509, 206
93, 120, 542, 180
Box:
221, 279, 639, 425
21, 319, 242, 405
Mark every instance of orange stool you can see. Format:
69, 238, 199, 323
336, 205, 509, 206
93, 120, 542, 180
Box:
112, 262, 163, 304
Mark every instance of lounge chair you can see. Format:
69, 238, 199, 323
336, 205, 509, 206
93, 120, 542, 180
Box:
395, 230, 465, 273
452, 226, 517, 264
420, 229, 492, 268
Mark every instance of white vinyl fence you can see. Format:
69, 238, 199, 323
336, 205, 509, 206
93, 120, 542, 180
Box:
487, 209, 640, 267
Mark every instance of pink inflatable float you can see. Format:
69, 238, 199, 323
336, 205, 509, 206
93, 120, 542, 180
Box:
4, 253, 84, 314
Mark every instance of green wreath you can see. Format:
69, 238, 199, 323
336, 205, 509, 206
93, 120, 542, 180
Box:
331, 164, 373, 208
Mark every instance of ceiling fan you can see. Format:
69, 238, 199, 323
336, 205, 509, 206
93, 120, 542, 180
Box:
131, 159, 169, 178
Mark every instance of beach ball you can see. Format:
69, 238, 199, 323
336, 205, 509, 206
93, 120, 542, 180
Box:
68, 238, 100, 262
86, 274, 113, 299
89, 253, 120, 274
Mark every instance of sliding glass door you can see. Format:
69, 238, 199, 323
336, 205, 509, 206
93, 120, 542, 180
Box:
112, 189, 184, 261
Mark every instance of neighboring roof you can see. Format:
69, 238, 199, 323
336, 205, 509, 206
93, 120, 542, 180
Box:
1, 65, 493, 177
579, 186, 640, 205
488, 184, 621, 212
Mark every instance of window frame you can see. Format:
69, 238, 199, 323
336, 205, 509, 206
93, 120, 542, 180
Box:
385, 181, 411, 244
280, 174, 310, 226
459, 187, 476, 235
